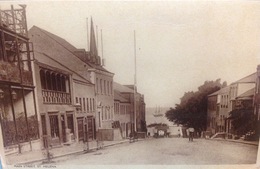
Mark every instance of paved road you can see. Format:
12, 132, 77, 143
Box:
55, 137, 258, 165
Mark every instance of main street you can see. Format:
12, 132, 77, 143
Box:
55, 137, 258, 165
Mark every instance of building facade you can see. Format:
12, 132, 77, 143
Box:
113, 82, 132, 138
29, 26, 96, 147
207, 73, 256, 137
0, 5, 40, 154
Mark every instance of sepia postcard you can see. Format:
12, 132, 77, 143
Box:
0, 1, 259, 169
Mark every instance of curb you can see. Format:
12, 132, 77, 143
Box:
17, 139, 144, 165
210, 138, 259, 146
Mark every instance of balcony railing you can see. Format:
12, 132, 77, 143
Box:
0, 61, 33, 86
42, 90, 71, 104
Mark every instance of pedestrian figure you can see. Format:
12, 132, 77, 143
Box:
188, 127, 195, 141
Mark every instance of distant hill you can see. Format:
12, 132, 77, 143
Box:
145, 107, 173, 126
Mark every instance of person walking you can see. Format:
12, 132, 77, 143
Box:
188, 127, 195, 141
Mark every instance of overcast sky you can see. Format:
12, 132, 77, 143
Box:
3, 1, 260, 108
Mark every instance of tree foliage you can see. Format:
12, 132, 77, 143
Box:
166, 79, 226, 131
229, 100, 256, 136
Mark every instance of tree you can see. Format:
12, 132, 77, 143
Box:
229, 100, 256, 136
166, 79, 224, 131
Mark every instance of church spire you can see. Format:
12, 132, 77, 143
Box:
90, 17, 98, 61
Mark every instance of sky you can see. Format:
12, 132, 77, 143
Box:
2, 1, 260, 108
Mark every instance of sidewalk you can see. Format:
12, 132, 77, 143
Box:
5, 139, 134, 165
211, 137, 259, 146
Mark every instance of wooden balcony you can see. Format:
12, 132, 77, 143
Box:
42, 90, 71, 104
0, 61, 33, 86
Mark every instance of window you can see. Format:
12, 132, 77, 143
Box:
105, 108, 107, 120
101, 107, 104, 120
90, 98, 92, 112
100, 79, 102, 94
76, 97, 78, 103
79, 98, 82, 110
110, 82, 113, 95
83, 98, 86, 112
108, 107, 111, 119
104, 80, 106, 94
96, 78, 99, 93
107, 81, 109, 95
92, 99, 95, 111
87, 98, 89, 112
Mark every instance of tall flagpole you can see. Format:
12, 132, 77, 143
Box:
134, 30, 137, 132
86, 18, 89, 51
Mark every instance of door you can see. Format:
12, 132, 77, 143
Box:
87, 117, 94, 140
77, 118, 84, 141
49, 115, 59, 138
61, 115, 66, 142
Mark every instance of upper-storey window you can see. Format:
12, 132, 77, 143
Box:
100, 79, 103, 94
40, 68, 71, 104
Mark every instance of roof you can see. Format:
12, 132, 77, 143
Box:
35, 52, 88, 83
208, 86, 229, 97
236, 87, 255, 100
29, 26, 112, 75
232, 72, 257, 84
113, 82, 134, 93
114, 90, 129, 102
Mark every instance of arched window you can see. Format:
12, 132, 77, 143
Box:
51, 73, 57, 91
40, 69, 46, 89
61, 76, 66, 92
56, 74, 61, 91
46, 71, 52, 90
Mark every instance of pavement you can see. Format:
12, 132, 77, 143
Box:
210, 137, 259, 146
5, 138, 137, 165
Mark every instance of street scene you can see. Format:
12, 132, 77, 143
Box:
0, 1, 259, 168
54, 138, 258, 165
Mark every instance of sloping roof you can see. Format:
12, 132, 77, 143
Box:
29, 26, 93, 83
208, 86, 229, 97
236, 87, 255, 100
29, 26, 112, 75
114, 90, 129, 102
113, 82, 134, 93
232, 72, 257, 84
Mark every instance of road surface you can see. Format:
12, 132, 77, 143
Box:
55, 137, 258, 165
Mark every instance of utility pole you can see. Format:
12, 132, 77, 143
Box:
134, 30, 137, 132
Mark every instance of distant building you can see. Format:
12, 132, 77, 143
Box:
207, 86, 229, 134
207, 73, 256, 136
116, 84, 146, 133
113, 83, 132, 138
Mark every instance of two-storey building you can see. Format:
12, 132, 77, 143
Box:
29, 26, 96, 147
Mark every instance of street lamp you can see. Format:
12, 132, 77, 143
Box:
0, 89, 4, 99
74, 103, 81, 112
11, 90, 17, 100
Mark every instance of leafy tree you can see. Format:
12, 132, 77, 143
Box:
229, 100, 256, 136
166, 79, 224, 131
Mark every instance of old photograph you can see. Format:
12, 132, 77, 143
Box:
0, 1, 259, 169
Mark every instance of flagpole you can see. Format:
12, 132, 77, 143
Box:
86, 18, 89, 51
134, 30, 137, 132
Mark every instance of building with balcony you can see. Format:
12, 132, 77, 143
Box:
0, 5, 40, 154
29, 26, 96, 147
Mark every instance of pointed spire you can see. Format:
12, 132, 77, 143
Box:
90, 17, 98, 62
